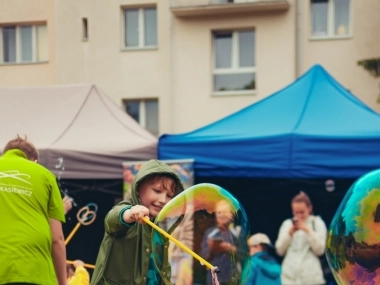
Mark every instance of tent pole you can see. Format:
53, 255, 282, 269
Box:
295, 0, 303, 78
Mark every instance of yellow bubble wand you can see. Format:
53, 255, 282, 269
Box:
66, 260, 95, 269
142, 216, 220, 273
65, 203, 98, 245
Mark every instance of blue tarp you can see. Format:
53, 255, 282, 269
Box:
158, 65, 380, 178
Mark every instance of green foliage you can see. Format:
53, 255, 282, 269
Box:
358, 58, 380, 78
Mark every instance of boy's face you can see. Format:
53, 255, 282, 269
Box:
138, 177, 175, 218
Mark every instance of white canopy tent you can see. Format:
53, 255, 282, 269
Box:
0, 84, 157, 179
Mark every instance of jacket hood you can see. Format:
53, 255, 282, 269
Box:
255, 252, 281, 279
130, 159, 184, 205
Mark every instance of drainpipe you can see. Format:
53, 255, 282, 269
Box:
295, 0, 302, 78
169, 8, 175, 132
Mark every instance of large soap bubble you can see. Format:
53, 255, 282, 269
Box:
151, 183, 250, 285
326, 169, 380, 284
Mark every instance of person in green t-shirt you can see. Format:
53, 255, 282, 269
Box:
0, 135, 66, 285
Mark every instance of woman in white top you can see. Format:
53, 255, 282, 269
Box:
275, 191, 327, 285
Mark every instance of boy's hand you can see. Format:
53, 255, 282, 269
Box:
123, 205, 149, 224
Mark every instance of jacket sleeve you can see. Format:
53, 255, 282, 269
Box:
275, 219, 293, 257
306, 216, 327, 256
104, 201, 133, 236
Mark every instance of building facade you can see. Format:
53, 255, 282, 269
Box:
0, 0, 379, 136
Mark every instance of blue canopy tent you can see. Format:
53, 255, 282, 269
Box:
159, 64, 380, 179
160, 65, 380, 283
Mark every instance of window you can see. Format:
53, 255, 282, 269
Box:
124, 7, 157, 49
0, 24, 48, 64
311, 0, 351, 38
213, 30, 255, 94
124, 99, 159, 136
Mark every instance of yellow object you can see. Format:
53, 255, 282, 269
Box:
65, 206, 97, 245
67, 265, 90, 285
65, 223, 81, 245
66, 260, 95, 269
142, 216, 215, 270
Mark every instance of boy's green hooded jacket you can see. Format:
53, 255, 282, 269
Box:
91, 160, 184, 285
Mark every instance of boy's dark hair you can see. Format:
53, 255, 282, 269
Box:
137, 173, 181, 196
2, 135, 39, 161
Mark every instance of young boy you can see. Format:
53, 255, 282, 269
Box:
91, 159, 184, 285
246, 233, 281, 285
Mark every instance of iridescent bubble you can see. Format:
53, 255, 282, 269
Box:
326, 169, 380, 285
151, 183, 250, 285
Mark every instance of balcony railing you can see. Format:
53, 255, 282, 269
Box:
170, 0, 289, 18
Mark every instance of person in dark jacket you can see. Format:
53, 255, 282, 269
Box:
200, 199, 243, 285
91, 159, 184, 285
246, 233, 281, 285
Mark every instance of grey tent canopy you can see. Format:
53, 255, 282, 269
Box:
0, 84, 157, 179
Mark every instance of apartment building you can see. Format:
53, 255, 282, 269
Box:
0, 0, 379, 136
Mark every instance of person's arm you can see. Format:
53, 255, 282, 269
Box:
122, 205, 149, 224
50, 218, 67, 285
305, 216, 327, 256
104, 201, 133, 235
275, 219, 293, 256
105, 202, 150, 236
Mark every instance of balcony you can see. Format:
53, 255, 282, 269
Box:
170, 0, 289, 18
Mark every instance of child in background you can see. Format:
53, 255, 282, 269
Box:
91, 159, 184, 285
67, 260, 90, 285
246, 233, 281, 285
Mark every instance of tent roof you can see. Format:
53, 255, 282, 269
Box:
0, 84, 157, 179
159, 64, 380, 178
